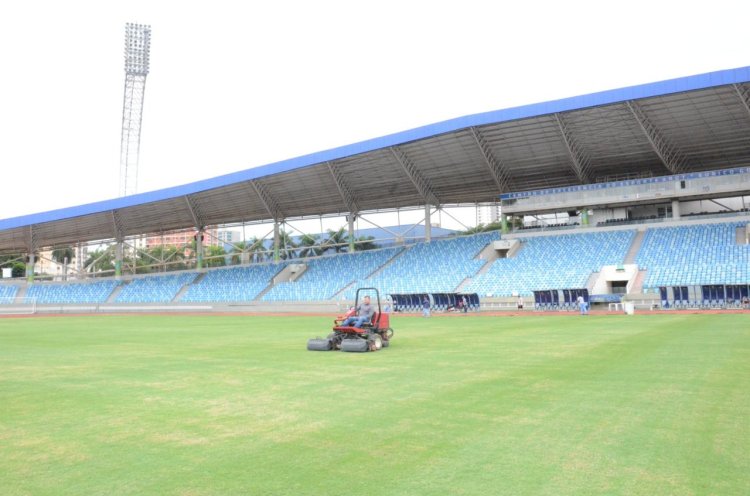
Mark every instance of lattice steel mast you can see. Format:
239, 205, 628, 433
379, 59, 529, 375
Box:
119, 23, 151, 197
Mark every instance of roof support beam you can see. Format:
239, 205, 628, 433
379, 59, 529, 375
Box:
326, 161, 359, 213
733, 83, 750, 120
184, 195, 206, 229
469, 127, 512, 193
389, 146, 440, 206
626, 100, 688, 174
250, 179, 283, 221
554, 113, 593, 183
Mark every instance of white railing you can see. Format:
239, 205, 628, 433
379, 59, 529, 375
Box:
0, 297, 37, 315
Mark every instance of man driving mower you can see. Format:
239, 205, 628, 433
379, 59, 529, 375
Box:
340, 295, 375, 328
307, 288, 394, 352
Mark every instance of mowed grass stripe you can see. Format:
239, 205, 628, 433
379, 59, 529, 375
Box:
0, 314, 747, 495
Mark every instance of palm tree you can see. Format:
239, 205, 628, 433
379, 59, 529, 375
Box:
51, 247, 75, 265
277, 229, 298, 259
204, 245, 227, 267
50, 246, 75, 280
237, 236, 271, 264
0, 254, 26, 278
84, 249, 116, 273
298, 233, 325, 258
324, 227, 349, 253
134, 248, 156, 274
146, 245, 187, 272
462, 223, 487, 235
230, 240, 248, 265
462, 220, 504, 235
352, 235, 378, 251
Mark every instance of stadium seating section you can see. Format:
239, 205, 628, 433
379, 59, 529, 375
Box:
636, 222, 750, 289
116, 272, 198, 303
10, 221, 750, 305
26, 280, 121, 304
181, 264, 284, 302
341, 232, 499, 298
262, 248, 402, 301
466, 230, 635, 296
0, 284, 19, 302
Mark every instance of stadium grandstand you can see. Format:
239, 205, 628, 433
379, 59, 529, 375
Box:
1, 66, 750, 313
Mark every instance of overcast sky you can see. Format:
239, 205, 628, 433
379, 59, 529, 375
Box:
1, 0, 748, 222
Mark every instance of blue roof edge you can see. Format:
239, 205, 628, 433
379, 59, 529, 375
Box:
3, 65, 750, 231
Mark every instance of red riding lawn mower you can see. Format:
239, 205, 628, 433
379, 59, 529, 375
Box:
307, 288, 394, 352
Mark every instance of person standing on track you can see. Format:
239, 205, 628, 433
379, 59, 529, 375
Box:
422, 296, 431, 317
577, 295, 588, 315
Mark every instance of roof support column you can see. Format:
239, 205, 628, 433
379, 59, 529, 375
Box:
115, 242, 124, 278
580, 209, 589, 226
195, 229, 205, 270
25, 227, 36, 283
273, 221, 280, 263
26, 253, 35, 283
76, 242, 84, 279
425, 205, 432, 243
111, 211, 125, 279
347, 214, 356, 253
672, 200, 681, 220
501, 214, 509, 235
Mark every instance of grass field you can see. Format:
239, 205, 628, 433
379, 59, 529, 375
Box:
0, 313, 748, 495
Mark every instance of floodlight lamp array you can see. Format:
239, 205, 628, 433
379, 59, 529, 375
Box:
124, 23, 151, 75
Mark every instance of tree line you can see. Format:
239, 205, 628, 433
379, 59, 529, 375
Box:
0, 228, 379, 277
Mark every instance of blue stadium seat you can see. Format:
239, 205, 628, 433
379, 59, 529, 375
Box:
0, 284, 19, 303
340, 232, 500, 299
116, 272, 198, 303
262, 248, 403, 301
466, 230, 635, 296
26, 280, 120, 304
636, 222, 750, 290
181, 263, 285, 302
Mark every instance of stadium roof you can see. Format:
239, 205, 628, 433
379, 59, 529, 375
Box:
2, 65, 750, 253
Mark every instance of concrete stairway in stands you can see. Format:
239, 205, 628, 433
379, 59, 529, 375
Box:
629, 269, 648, 294
362, 246, 409, 279
737, 225, 749, 245
13, 285, 27, 304
623, 229, 646, 264
585, 271, 599, 291
106, 283, 125, 303
173, 272, 206, 302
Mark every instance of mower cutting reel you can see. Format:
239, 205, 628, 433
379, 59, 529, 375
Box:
306, 288, 393, 352
306, 338, 332, 351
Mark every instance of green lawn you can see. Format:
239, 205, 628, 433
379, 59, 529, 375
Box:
0, 314, 748, 495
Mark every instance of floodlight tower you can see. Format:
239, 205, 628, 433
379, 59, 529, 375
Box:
119, 23, 151, 197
